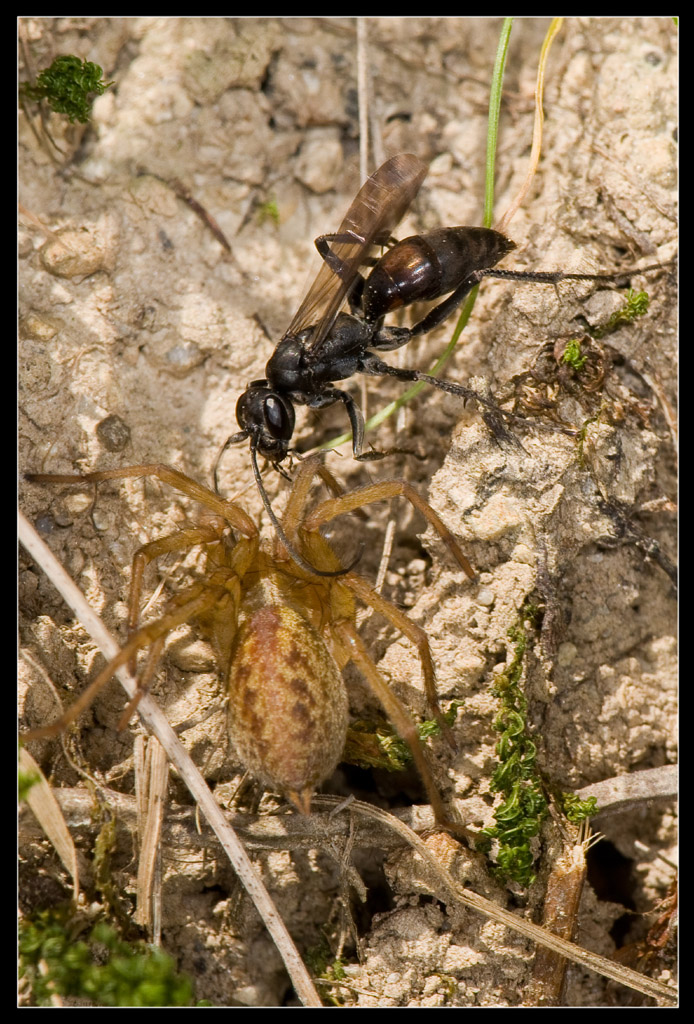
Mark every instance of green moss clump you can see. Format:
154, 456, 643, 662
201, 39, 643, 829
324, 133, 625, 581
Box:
20, 55, 112, 124
19, 909, 194, 1007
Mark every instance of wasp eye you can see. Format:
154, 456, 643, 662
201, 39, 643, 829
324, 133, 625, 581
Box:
264, 394, 295, 440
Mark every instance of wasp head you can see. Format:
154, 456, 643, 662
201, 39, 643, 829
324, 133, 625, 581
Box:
234, 380, 296, 463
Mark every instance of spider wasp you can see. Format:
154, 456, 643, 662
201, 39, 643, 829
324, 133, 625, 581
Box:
226, 153, 669, 570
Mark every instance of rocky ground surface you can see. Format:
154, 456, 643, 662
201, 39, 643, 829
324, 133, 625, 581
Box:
19, 17, 677, 1007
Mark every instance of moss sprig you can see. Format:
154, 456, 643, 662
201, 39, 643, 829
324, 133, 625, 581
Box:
477, 620, 548, 887
594, 288, 649, 338
343, 700, 465, 773
19, 909, 194, 1007
560, 791, 599, 823
20, 55, 112, 124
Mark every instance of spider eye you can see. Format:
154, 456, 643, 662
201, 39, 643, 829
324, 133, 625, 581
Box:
263, 394, 295, 440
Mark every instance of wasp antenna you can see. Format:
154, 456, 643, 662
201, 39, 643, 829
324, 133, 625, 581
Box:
250, 446, 357, 578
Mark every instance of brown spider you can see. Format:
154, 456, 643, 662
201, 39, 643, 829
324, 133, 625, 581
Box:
23, 456, 476, 832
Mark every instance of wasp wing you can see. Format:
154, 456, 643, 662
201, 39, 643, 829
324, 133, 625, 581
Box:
284, 153, 428, 352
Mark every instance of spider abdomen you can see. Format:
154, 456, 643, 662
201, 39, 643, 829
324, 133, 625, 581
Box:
227, 603, 349, 813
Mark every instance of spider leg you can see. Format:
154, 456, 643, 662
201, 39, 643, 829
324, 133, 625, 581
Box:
335, 621, 473, 843
339, 570, 456, 749
305, 476, 476, 581
22, 585, 219, 740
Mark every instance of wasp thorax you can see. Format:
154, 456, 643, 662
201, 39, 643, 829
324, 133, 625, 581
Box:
227, 603, 349, 813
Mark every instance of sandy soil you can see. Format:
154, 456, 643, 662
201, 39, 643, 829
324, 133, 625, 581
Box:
19, 17, 677, 1007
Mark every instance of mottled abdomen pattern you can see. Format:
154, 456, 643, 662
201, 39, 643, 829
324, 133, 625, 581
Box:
228, 604, 349, 813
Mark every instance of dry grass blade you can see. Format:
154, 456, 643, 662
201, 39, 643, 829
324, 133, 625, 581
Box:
19, 746, 80, 903
134, 736, 168, 935
18, 509, 322, 1008
495, 17, 564, 234
574, 765, 677, 816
